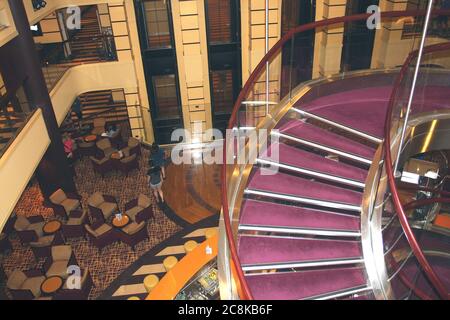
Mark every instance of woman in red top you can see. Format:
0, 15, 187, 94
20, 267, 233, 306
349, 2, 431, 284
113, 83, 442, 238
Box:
62, 133, 74, 159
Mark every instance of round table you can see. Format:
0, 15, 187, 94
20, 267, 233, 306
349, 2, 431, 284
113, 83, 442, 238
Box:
110, 151, 123, 160
41, 276, 63, 296
112, 214, 130, 228
84, 135, 97, 143
43, 220, 62, 235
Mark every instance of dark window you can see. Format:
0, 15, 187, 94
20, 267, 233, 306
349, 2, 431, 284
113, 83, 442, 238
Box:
211, 70, 234, 115
152, 75, 180, 120
144, 0, 172, 49
206, 0, 233, 44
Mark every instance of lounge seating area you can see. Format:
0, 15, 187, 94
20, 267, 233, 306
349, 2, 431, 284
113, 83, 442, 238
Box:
3, 189, 158, 299
0, 146, 181, 300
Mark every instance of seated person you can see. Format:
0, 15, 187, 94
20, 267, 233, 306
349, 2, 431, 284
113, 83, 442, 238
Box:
101, 124, 118, 138
62, 133, 75, 159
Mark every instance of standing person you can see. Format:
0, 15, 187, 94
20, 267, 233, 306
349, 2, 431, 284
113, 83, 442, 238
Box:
147, 166, 164, 203
72, 97, 83, 125
150, 143, 166, 179
438, 0, 450, 35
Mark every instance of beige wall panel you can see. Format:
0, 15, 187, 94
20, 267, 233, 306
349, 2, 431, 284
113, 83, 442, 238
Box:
117, 50, 133, 61
183, 43, 201, 55
125, 93, 140, 106
0, 0, 18, 47
190, 111, 206, 122
189, 103, 205, 112
35, 32, 63, 43
0, 110, 50, 231
109, 6, 126, 22
99, 14, 111, 27
181, 15, 198, 30
184, 55, 203, 85
112, 21, 128, 36
179, 1, 198, 15
115, 36, 131, 50
187, 87, 204, 100
98, 3, 109, 15
40, 19, 60, 32
252, 0, 278, 10
251, 9, 278, 24
182, 29, 200, 44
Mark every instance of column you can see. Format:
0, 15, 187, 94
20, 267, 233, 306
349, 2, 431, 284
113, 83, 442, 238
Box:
3, 0, 76, 198
312, 0, 347, 77
171, 0, 213, 142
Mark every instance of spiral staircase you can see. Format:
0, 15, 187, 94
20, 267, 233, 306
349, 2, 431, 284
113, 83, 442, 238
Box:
220, 10, 450, 300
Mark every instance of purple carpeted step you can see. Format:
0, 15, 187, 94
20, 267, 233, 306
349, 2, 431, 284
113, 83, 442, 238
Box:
277, 120, 375, 161
238, 235, 362, 267
245, 267, 367, 299
239, 199, 360, 231
247, 168, 362, 206
261, 142, 368, 183
299, 86, 392, 138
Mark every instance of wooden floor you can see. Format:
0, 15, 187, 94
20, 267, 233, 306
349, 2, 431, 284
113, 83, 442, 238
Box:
162, 149, 222, 224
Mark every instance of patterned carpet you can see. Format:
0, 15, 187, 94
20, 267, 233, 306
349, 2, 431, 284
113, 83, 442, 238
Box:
1, 148, 182, 300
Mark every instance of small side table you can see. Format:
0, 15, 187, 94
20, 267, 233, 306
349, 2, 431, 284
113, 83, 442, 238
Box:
112, 214, 130, 228
84, 135, 97, 143
41, 276, 63, 297
43, 220, 62, 234
43, 220, 65, 244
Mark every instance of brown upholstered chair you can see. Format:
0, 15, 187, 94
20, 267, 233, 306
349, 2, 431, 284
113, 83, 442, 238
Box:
124, 194, 153, 223
55, 268, 94, 300
118, 154, 139, 175
61, 210, 89, 239
49, 189, 81, 218
96, 138, 115, 158
91, 117, 106, 135
43, 245, 78, 279
13, 215, 45, 244
90, 156, 112, 176
29, 234, 63, 259
121, 137, 141, 157
84, 223, 117, 252
119, 221, 148, 250
6, 269, 46, 300
77, 140, 96, 157
87, 192, 118, 222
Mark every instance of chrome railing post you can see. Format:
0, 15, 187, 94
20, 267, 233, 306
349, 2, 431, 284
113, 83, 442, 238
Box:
394, 0, 434, 173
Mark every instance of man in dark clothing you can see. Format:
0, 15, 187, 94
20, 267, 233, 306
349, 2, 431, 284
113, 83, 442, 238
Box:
72, 97, 83, 123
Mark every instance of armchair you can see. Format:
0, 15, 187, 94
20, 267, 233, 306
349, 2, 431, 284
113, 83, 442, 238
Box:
96, 138, 115, 158
29, 234, 63, 259
55, 268, 94, 300
62, 210, 89, 239
119, 221, 148, 250
6, 269, 46, 300
43, 245, 78, 279
124, 194, 154, 223
90, 156, 112, 177
118, 154, 139, 175
84, 223, 117, 252
121, 137, 141, 157
49, 189, 82, 218
88, 192, 118, 221
91, 118, 106, 135
14, 215, 45, 244
77, 140, 96, 157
